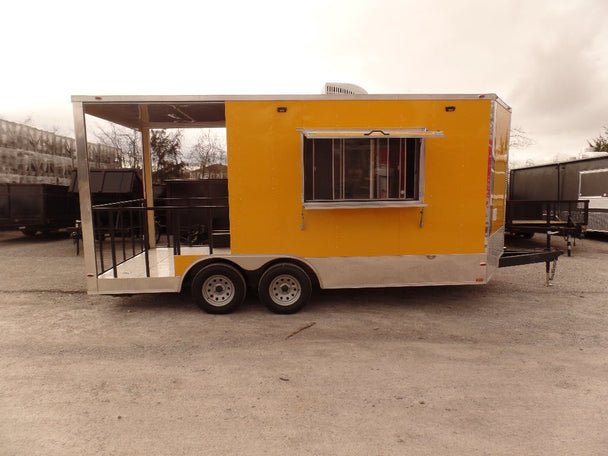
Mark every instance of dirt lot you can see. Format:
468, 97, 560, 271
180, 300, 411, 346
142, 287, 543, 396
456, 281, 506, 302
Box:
0, 230, 607, 456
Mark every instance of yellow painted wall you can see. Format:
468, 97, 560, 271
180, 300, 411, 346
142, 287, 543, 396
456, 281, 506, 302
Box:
225, 98, 503, 257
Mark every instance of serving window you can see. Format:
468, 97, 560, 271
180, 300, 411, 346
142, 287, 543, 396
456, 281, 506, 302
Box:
300, 128, 443, 207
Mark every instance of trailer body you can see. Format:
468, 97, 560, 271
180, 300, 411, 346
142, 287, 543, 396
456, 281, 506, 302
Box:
0, 183, 79, 234
71, 93, 525, 312
509, 156, 608, 233
222, 97, 508, 288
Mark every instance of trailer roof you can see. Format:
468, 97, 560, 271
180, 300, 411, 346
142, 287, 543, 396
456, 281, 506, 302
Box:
72, 93, 509, 130
511, 154, 608, 171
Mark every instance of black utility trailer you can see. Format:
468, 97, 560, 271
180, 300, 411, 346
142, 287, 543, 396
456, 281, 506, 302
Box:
509, 156, 608, 233
505, 199, 589, 256
0, 183, 79, 236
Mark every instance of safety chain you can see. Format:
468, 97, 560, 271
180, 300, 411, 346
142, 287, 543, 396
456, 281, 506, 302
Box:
546, 259, 558, 286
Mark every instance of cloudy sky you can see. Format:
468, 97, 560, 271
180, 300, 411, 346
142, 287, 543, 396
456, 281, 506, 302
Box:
2, 0, 607, 166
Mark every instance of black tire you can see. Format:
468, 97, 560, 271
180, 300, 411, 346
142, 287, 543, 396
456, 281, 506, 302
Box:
258, 263, 312, 314
191, 263, 246, 314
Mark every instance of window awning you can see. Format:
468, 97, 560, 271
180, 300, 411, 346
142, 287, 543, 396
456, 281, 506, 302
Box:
298, 128, 444, 139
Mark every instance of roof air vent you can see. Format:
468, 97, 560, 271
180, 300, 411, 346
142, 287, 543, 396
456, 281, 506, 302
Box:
323, 83, 368, 95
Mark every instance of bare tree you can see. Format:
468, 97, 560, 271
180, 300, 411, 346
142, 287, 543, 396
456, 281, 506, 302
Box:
509, 127, 535, 150
189, 129, 227, 178
95, 123, 142, 168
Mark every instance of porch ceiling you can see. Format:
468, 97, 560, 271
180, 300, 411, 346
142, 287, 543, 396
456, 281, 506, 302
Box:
82, 100, 226, 130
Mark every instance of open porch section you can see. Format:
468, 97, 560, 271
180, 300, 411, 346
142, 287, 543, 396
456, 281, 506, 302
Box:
96, 245, 231, 294
90, 200, 231, 293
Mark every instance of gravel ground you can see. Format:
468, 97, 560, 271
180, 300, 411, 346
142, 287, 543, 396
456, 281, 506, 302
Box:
0, 230, 607, 455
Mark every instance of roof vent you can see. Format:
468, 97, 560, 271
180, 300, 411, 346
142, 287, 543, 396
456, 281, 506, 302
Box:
323, 83, 368, 95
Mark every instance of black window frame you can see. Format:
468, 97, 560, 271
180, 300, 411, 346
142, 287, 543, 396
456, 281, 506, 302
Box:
301, 130, 434, 208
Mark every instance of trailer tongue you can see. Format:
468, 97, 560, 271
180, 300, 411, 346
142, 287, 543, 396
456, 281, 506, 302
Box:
500, 228, 564, 285
499, 247, 562, 286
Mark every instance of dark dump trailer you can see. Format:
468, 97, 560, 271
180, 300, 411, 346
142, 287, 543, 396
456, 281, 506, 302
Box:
509, 156, 608, 234
0, 183, 79, 236
69, 168, 143, 205
69, 168, 144, 238
0, 169, 144, 244
160, 179, 230, 248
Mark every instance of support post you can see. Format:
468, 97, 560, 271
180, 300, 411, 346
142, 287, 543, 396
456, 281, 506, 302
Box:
139, 105, 156, 248
72, 101, 98, 292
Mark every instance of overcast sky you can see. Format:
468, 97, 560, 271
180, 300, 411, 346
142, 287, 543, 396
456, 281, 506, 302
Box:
2, 0, 607, 166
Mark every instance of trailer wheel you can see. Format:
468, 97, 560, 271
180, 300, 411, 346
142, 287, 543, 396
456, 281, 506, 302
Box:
258, 263, 312, 314
191, 264, 246, 314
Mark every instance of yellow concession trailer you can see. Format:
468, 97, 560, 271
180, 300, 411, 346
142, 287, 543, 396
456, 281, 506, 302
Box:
71, 92, 545, 314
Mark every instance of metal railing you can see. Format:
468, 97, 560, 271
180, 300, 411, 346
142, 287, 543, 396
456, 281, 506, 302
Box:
92, 197, 229, 278
506, 200, 589, 236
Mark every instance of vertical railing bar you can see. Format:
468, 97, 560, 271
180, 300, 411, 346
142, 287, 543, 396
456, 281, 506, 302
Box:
369, 139, 373, 199
96, 210, 105, 274
312, 139, 315, 200
341, 140, 345, 199
331, 139, 335, 199
168, 207, 174, 251
385, 138, 389, 198
128, 204, 135, 257
400, 138, 404, 198
174, 208, 181, 255
138, 206, 145, 260
120, 206, 126, 263
143, 206, 150, 278
208, 206, 214, 255
165, 205, 170, 248
108, 210, 118, 278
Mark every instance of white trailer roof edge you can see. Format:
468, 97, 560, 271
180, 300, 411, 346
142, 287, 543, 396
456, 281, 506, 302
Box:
71, 93, 508, 107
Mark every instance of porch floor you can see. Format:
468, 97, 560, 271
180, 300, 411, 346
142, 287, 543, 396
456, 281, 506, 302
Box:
98, 246, 231, 279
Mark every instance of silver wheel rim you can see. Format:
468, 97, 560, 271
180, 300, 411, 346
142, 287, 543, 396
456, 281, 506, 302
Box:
202, 274, 235, 307
268, 274, 301, 306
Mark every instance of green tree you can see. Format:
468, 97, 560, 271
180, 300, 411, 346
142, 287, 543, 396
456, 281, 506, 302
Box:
588, 127, 608, 152
150, 129, 186, 183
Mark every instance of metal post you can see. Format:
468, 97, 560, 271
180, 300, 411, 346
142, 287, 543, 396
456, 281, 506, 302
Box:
174, 210, 181, 255
139, 105, 156, 248
131, 206, 136, 257
72, 101, 98, 291
142, 207, 150, 278
96, 210, 105, 274
545, 230, 551, 286
108, 210, 118, 278
208, 206, 214, 255
120, 207, 126, 262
